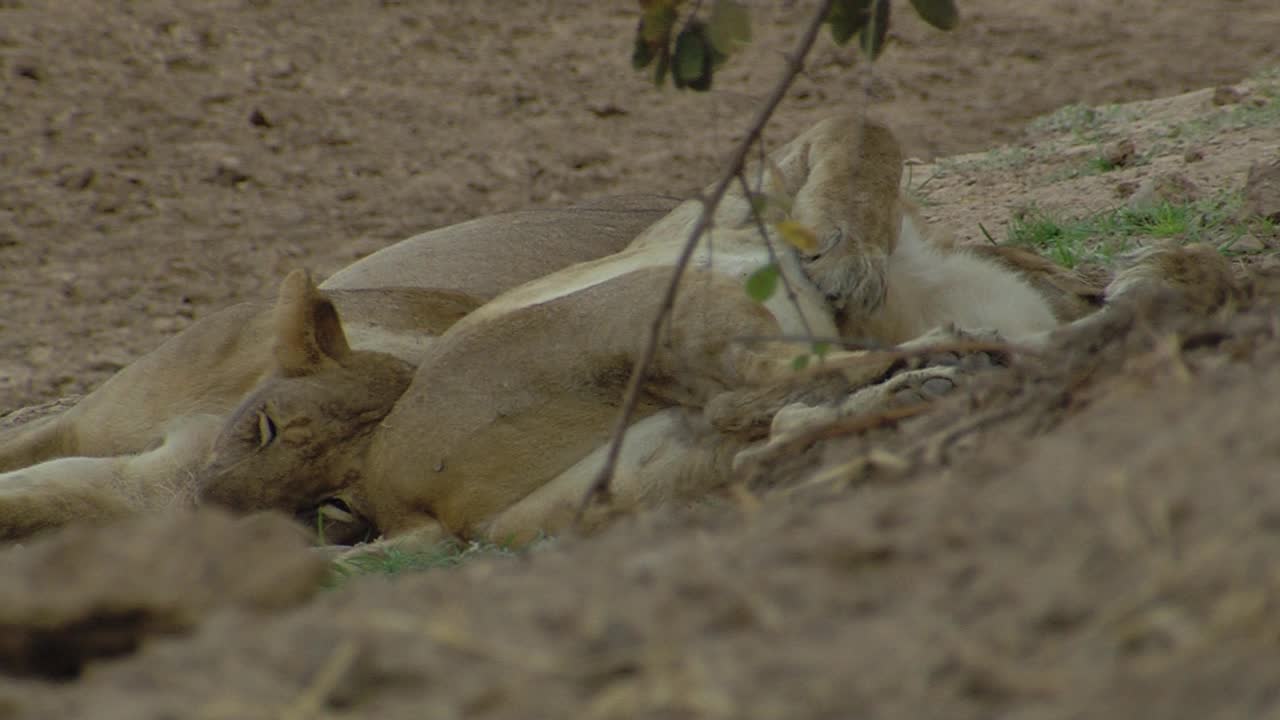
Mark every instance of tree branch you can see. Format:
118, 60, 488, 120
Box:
577, 0, 838, 518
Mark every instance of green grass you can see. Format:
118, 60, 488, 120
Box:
325, 538, 533, 587
1170, 93, 1280, 139
1045, 152, 1138, 184
1006, 192, 1267, 268
1166, 75, 1280, 140
936, 146, 1036, 176
1027, 102, 1138, 141
1030, 69, 1280, 149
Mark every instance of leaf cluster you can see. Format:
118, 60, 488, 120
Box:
632, 0, 960, 92
826, 0, 958, 59
632, 0, 749, 91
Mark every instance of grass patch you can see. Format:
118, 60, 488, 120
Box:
935, 146, 1036, 177
1028, 102, 1137, 141
1007, 192, 1263, 268
325, 538, 531, 587
1168, 77, 1280, 140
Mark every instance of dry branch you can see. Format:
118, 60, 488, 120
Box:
577, 0, 839, 519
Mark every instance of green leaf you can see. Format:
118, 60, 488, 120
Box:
636, 2, 676, 86
653, 45, 670, 87
859, 0, 891, 60
811, 341, 831, 359
708, 0, 752, 56
641, 2, 678, 44
775, 219, 819, 253
673, 23, 713, 90
631, 20, 654, 70
745, 264, 780, 302
826, 0, 871, 47
791, 354, 810, 372
909, 0, 959, 30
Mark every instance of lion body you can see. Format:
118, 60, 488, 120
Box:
3, 114, 1231, 548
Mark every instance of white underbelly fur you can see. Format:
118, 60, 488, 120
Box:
870, 215, 1058, 343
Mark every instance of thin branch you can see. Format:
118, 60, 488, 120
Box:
577, 0, 838, 517
728, 335, 1046, 378
807, 339, 1046, 374
732, 333, 886, 349
743, 402, 933, 468
734, 170, 816, 338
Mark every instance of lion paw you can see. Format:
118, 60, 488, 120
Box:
800, 241, 889, 315
895, 324, 1010, 371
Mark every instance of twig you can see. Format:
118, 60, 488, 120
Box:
732, 333, 888, 349
728, 333, 1041, 357
744, 402, 933, 468
734, 170, 817, 338
805, 338, 1045, 377
576, 0, 838, 518
279, 639, 359, 720
915, 396, 1031, 465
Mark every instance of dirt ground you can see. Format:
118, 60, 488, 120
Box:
2, 1, 1280, 718
3, 0, 1280, 410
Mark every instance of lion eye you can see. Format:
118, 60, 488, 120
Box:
312, 498, 373, 545
316, 497, 355, 523
256, 410, 277, 448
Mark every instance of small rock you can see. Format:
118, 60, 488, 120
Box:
587, 102, 627, 118
1114, 180, 1140, 199
268, 57, 297, 78
209, 156, 251, 187
248, 108, 272, 128
27, 346, 53, 365
14, 63, 40, 81
1230, 234, 1267, 253
1128, 172, 1202, 210
1182, 146, 1205, 163
1211, 85, 1244, 106
151, 316, 187, 333
1242, 156, 1280, 223
1103, 138, 1137, 168
56, 168, 96, 191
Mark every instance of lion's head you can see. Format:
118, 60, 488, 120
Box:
195, 271, 413, 544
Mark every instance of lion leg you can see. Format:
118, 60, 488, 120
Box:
1024, 242, 1243, 349
0, 457, 138, 541
0, 302, 277, 476
0, 412, 72, 473
774, 115, 904, 316
1104, 242, 1242, 312
0, 414, 219, 541
481, 408, 745, 545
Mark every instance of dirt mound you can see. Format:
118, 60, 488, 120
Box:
0, 509, 325, 681
3, 1, 1280, 717
4, 289, 1279, 718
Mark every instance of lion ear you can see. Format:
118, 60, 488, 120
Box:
273, 270, 352, 376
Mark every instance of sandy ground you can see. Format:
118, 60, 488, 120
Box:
3, 0, 1279, 411
2, 1, 1280, 718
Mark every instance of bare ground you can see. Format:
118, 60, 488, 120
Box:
2, 1, 1280, 718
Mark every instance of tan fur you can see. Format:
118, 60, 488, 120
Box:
0, 196, 677, 539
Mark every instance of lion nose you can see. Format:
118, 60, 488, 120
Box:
193, 472, 258, 512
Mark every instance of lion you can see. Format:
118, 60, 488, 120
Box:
2, 114, 1237, 548
194, 113, 1223, 549
0, 195, 678, 540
